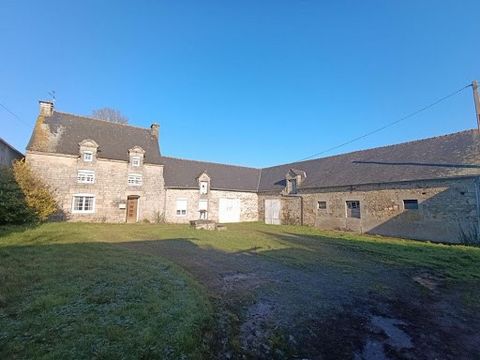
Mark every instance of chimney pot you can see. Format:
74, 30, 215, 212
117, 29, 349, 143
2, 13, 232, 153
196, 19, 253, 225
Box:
39, 100, 54, 117
150, 123, 160, 138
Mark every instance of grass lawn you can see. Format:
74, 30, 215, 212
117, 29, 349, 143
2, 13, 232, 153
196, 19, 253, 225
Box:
1, 222, 480, 358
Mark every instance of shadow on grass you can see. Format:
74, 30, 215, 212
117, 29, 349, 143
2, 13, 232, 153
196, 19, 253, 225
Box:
0, 240, 212, 360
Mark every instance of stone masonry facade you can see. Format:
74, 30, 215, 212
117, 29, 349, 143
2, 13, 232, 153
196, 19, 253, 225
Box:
259, 177, 478, 243
27, 151, 164, 223
24, 102, 480, 242
164, 189, 258, 224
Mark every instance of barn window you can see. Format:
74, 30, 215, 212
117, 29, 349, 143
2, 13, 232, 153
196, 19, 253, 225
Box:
72, 194, 95, 213
176, 199, 187, 216
200, 181, 208, 194
128, 174, 143, 186
317, 201, 327, 210
83, 151, 93, 162
346, 200, 361, 218
131, 156, 141, 167
403, 199, 419, 210
288, 179, 297, 194
77, 170, 95, 184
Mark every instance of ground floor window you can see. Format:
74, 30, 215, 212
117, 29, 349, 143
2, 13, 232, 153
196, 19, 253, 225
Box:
403, 199, 419, 210
199, 199, 208, 219
72, 194, 95, 213
346, 200, 361, 218
317, 201, 327, 210
176, 199, 187, 216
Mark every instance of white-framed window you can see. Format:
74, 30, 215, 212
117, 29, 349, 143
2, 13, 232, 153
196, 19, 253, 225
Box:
346, 200, 361, 219
128, 174, 142, 186
176, 199, 187, 216
77, 170, 95, 184
199, 199, 208, 219
83, 151, 93, 162
131, 156, 141, 167
72, 194, 95, 214
200, 181, 208, 194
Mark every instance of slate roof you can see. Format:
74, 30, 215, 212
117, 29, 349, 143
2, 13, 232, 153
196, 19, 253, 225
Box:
26, 110, 480, 192
258, 129, 480, 192
0, 137, 24, 157
160, 156, 261, 192
27, 111, 162, 165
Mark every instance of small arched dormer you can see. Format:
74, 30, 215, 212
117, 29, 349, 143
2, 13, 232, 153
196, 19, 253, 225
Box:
197, 171, 210, 195
285, 168, 306, 194
128, 146, 145, 167
79, 139, 99, 162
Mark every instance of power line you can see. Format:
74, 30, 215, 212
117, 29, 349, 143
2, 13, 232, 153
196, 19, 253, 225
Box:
0, 102, 31, 128
298, 83, 473, 162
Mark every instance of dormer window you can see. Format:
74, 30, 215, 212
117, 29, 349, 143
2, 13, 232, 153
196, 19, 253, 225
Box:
128, 146, 145, 167
285, 168, 306, 195
83, 151, 93, 162
131, 156, 141, 167
79, 139, 98, 163
288, 179, 297, 194
200, 181, 208, 194
197, 171, 210, 195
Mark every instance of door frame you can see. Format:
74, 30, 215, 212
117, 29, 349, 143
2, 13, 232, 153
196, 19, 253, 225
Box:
126, 195, 140, 223
265, 198, 281, 225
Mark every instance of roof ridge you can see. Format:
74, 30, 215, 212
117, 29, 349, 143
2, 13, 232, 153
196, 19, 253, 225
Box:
0, 137, 24, 155
263, 128, 478, 170
54, 111, 152, 132
160, 155, 260, 170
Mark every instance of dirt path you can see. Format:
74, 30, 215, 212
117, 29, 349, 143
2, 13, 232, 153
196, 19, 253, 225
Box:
118, 237, 480, 359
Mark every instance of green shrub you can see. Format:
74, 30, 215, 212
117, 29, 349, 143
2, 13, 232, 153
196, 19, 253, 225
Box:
12, 160, 58, 222
0, 166, 36, 224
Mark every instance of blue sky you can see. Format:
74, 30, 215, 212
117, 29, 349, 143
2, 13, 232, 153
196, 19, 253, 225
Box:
1, 1, 479, 167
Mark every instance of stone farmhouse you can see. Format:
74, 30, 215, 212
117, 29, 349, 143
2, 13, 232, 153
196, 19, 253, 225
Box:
26, 101, 480, 243
0, 137, 23, 166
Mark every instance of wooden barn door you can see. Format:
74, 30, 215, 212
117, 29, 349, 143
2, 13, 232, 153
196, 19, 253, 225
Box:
265, 199, 281, 225
126, 196, 139, 223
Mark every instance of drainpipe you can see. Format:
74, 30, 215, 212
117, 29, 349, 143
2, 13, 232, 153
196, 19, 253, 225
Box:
475, 177, 480, 242
300, 195, 304, 226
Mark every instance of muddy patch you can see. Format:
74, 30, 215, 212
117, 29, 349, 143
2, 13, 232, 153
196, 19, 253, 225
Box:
412, 272, 444, 291
240, 300, 276, 357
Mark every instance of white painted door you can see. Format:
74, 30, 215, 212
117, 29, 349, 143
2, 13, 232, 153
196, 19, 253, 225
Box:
219, 198, 241, 223
265, 199, 281, 225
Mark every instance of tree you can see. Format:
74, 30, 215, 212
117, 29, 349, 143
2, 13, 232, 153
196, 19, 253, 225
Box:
91, 107, 129, 124
12, 160, 58, 222
0, 166, 36, 225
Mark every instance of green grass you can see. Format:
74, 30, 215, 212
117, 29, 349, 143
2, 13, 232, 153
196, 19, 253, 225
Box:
0, 225, 213, 359
1, 222, 480, 359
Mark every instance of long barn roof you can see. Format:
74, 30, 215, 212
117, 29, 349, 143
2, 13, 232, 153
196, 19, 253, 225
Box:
26, 111, 480, 192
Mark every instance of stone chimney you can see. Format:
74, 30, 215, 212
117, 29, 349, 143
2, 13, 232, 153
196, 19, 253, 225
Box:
150, 123, 160, 138
39, 100, 54, 117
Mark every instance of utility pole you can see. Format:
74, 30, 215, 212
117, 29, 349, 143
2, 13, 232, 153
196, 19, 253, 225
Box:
473, 80, 480, 131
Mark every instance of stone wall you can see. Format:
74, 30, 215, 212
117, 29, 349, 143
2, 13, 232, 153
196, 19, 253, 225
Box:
165, 188, 258, 223
0, 140, 23, 166
259, 178, 479, 243
258, 194, 302, 225
26, 151, 164, 222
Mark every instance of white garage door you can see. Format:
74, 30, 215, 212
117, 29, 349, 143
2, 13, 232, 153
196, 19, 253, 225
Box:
219, 198, 241, 223
265, 199, 281, 225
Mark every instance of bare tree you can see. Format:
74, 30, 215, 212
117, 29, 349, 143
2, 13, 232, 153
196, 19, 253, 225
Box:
91, 107, 129, 124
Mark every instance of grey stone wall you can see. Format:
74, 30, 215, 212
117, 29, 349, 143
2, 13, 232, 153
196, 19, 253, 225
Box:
259, 178, 480, 243
0, 140, 23, 166
165, 188, 258, 223
26, 151, 164, 223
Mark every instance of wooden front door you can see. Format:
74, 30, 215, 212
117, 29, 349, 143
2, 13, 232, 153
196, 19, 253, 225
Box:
126, 196, 139, 223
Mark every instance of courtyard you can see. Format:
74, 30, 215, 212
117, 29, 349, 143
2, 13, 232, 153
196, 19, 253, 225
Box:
1, 222, 479, 359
